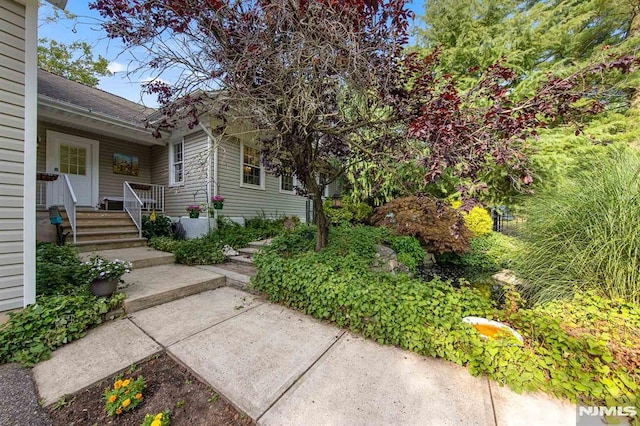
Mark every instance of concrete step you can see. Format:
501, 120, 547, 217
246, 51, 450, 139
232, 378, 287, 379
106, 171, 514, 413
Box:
75, 230, 140, 242
198, 263, 257, 291
61, 211, 131, 219
237, 247, 260, 256
248, 239, 272, 249
228, 255, 254, 265
122, 264, 226, 313
80, 247, 175, 270
75, 225, 139, 233
74, 238, 147, 252
75, 219, 136, 227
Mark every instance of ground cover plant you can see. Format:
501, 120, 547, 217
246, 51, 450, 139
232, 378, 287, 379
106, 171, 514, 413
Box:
148, 215, 291, 265
48, 353, 252, 426
0, 243, 126, 366
252, 225, 639, 410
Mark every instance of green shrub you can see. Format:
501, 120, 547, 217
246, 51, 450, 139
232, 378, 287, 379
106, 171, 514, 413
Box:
263, 225, 317, 257
148, 236, 181, 253
323, 197, 373, 225
516, 150, 640, 304
142, 214, 172, 239
0, 292, 125, 366
445, 233, 523, 273
173, 238, 225, 265
385, 235, 424, 271
36, 243, 88, 295
252, 225, 639, 408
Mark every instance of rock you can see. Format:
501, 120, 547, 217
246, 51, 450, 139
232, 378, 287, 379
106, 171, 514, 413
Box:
222, 245, 239, 257
492, 269, 525, 287
371, 244, 410, 274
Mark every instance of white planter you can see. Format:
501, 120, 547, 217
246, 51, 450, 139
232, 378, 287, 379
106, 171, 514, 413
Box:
176, 217, 214, 239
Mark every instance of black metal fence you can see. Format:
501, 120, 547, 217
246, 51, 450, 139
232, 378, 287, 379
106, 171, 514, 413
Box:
490, 206, 524, 236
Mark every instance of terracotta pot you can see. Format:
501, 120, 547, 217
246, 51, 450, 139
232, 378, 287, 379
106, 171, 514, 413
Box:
189, 211, 200, 218
89, 278, 119, 297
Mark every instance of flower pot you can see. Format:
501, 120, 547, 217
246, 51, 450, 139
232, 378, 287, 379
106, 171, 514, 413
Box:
189, 211, 200, 218
213, 201, 224, 210
89, 278, 119, 297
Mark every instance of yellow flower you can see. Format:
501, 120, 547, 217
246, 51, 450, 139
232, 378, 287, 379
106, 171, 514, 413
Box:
115, 408, 122, 415
135, 393, 143, 399
121, 379, 131, 387
108, 395, 116, 403
151, 420, 161, 426
113, 380, 123, 390
121, 398, 131, 408
155, 413, 163, 420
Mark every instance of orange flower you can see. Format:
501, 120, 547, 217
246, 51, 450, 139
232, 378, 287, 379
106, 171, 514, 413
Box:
121, 379, 131, 387
122, 398, 131, 408
135, 393, 143, 399
113, 380, 123, 390
108, 395, 116, 403
115, 408, 122, 415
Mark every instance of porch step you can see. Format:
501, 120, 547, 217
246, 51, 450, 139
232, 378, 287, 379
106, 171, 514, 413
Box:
75, 230, 141, 242
74, 238, 147, 252
75, 219, 136, 227
122, 264, 226, 313
80, 247, 175, 270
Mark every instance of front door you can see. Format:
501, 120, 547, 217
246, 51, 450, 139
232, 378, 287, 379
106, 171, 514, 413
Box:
46, 131, 99, 207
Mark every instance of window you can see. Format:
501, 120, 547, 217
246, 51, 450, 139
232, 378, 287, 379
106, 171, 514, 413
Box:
319, 173, 330, 198
280, 175, 297, 193
240, 142, 264, 189
169, 140, 184, 185
59, 144, 86, 176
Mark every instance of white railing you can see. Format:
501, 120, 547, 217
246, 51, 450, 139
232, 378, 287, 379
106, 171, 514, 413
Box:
124, 182, 143, 239
127, 181, 165, 212
61, 174, 77, 244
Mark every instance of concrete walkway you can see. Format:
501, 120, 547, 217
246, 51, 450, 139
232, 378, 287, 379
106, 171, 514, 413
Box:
32, 287, 576, 425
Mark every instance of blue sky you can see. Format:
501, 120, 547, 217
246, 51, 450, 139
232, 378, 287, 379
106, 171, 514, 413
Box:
39, 2, 425, 107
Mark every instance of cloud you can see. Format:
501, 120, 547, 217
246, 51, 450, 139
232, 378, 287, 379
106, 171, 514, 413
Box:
107, 61, 127, 73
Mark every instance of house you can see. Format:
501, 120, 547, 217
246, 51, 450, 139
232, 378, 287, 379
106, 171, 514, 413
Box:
0, 0, 67, 312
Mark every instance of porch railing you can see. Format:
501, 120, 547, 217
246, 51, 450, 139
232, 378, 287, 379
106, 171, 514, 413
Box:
61, 174, 77, 244
126, 181, 165, 212
123, 182, 143, 239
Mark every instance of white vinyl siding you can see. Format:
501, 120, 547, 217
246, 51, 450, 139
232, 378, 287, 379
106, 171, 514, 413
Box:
151, 131, 209, 216
217, 135, 307, 221
0, 0, 25, 311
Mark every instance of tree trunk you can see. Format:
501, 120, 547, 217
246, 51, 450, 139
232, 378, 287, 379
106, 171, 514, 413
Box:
313, 192, 329, 251
630, 11, 640, 110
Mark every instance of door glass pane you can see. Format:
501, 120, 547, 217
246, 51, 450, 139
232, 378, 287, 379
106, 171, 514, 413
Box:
60, 144, 87, 176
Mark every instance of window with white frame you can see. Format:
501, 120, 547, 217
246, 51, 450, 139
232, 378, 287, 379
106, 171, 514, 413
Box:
169, 139, 184, 185
241, 142, 263, 188
280, 174, 297, 193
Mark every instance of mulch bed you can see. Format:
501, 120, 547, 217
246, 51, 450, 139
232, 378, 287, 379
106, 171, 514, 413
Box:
47, 352, 253, 426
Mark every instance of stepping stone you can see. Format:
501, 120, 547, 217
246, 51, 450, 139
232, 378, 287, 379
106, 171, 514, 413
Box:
248, 239, 272, 248
490, 381, 575, 426
129, 287, 264, 346
122, 264, 225, 313
81, 246, 175, 269
237, 247, 260, 256
228, 255, 254, 265
33, 319, 161, 406
168, 303, 342, 420
259, 333, 494, 426
198, 264, 256, 290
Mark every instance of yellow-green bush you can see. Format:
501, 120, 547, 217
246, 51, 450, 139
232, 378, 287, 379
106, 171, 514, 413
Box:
450, 201, 492, 237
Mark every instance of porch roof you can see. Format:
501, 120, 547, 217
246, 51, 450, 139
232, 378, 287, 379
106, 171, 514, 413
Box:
37, 69, 169, 145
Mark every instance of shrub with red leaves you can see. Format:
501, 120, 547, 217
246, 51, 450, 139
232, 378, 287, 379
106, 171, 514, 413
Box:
371, 196, 470, 254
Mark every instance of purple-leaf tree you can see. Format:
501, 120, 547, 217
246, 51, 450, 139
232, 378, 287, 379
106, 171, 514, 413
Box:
90, 0, 413, 250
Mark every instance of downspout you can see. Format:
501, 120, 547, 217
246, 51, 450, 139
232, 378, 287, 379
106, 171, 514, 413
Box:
199, 123, 219, 230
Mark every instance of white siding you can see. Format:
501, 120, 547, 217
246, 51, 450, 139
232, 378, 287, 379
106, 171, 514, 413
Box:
155, 130, 308, 221
0, 0, 24, 311
215, 136, 307, 221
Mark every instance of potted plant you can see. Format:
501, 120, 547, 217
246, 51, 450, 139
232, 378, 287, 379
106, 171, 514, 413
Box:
211, 195, 224, 210
83, 256, 132, 297
186, 205, 204, 218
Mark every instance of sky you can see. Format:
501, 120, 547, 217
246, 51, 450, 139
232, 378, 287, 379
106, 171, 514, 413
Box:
38, 2, 425, 108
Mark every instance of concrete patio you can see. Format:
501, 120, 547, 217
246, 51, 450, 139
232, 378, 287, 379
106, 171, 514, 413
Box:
32, 286, 576, 426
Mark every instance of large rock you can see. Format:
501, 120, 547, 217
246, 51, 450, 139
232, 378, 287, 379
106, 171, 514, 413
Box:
371, 244, 410, 274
